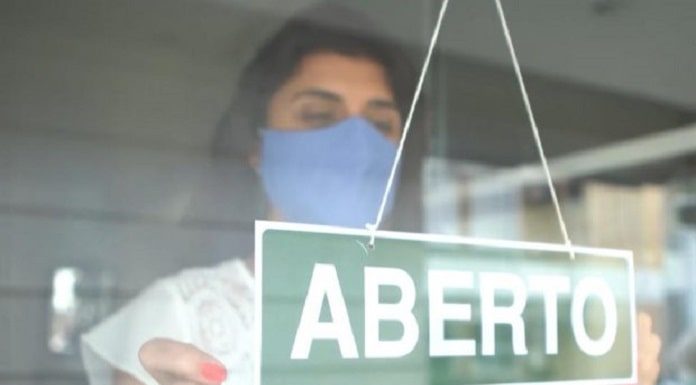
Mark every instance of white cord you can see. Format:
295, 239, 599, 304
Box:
367, 0, 450, 248
494, 0, 576, 259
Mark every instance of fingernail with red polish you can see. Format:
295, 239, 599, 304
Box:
200, 362, 228, 383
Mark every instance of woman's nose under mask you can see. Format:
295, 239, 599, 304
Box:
259, 116, 399, 228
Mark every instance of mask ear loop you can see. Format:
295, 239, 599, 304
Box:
367, 0, 450, 249
493, 0, 575, 260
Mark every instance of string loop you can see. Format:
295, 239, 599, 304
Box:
494, 0, 576, 259
368, 0, 575, 261
367, 0, 451, 248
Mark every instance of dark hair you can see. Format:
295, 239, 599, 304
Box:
213, 2, 425, 232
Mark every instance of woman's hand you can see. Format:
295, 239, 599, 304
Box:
637, 312, 662, 385
131, 316, 659, 385
137, 338, 228, 385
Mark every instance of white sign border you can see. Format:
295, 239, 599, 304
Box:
254, 220, 637, 385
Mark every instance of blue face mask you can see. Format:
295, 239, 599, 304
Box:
259, 117, 399, 228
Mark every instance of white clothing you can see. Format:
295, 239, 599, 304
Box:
81, 259, 254, 385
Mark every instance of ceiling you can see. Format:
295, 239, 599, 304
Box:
1, 0, 694, 167
389, 0, 696, 110
225, 0, 696, 110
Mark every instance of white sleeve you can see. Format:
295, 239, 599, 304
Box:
81, 279, 192, 385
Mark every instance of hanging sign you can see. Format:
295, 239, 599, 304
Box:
254, 221, 637, 385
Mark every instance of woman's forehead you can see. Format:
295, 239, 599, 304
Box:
284, 52, 395, 101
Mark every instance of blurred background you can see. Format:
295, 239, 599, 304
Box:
1, 0, 694, 384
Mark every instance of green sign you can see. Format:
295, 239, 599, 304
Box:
255, 221, 637, 385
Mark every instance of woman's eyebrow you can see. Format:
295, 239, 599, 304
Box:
291, 88, 342, 102
367, 99, 399, 111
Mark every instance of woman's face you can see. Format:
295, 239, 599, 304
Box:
257, 52, 403, 223
265, 52, 402, 143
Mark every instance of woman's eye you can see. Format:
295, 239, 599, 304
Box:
298, 110, 339, 127
371, 120, 394, 135
301, 111, 334, 122
363, 107, 401, 139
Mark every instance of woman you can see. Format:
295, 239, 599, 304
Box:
82, 4, 661, 385
83, 4, 420, 385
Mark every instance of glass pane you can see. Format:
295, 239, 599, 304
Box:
1, 0, 694, 384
